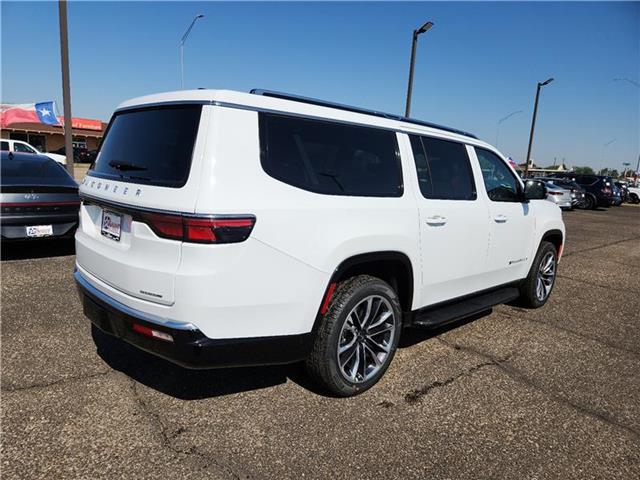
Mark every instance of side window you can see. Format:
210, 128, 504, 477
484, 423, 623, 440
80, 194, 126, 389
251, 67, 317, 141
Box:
475, 147, 521, 202
410, 135, 476, 200
1, 141, 9, 151
260, 113, 403, 197
408, 135, 433, 197
14, 142, 36, 154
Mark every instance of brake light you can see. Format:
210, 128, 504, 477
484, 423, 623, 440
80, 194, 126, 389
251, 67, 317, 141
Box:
138, 212, 255, 244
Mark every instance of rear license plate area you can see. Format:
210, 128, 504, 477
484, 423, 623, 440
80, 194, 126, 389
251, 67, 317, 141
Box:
101, 210, 122, 241
26, 225, 53, 238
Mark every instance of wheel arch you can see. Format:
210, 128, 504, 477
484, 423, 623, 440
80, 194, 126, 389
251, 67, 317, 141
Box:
312, 251, 415, 332
541, 229, 564, 256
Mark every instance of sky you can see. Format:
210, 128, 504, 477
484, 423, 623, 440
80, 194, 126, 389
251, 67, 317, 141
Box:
1, 1, 638, 170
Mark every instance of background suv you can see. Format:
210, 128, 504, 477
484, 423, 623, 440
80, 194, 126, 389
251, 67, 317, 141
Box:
74, 89, 565, 396
549, 173, 613, 209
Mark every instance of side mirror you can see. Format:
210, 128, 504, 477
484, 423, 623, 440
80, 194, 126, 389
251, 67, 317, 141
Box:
524, 179, 547, 200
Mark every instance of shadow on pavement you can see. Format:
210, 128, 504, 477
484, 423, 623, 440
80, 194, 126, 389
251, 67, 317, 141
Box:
92, 310, 493, 400
92, 325, 297, 400
1, 238, 75, 261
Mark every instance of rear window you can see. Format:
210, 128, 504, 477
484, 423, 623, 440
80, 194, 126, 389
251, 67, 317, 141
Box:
1, 156, 75, 186
259, 113, 403, 197
89, 104, 202, 188
409, 134, 476, 201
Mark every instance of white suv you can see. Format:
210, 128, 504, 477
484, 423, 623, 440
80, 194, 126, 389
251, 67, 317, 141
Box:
74, 89, 565, 396
1, 139, 67, 165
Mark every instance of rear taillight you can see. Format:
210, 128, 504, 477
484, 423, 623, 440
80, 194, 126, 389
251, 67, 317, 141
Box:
138, 212, 255, 244
602, 187, 611, 194
548, 191, 563, 196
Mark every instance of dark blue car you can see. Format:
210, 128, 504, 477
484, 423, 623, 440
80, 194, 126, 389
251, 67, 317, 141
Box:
1, 151, 80, 241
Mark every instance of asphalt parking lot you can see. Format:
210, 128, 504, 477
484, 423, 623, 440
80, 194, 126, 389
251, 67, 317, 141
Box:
2, 205, 639, 479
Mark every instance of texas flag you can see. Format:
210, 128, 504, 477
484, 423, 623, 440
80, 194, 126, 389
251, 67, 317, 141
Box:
0, 101, 61, 128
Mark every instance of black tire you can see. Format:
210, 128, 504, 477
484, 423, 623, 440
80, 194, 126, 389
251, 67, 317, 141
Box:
518, 241, 558, 308
582, 194, 595, 210
630, 193, 640, 204
305, 275, 402, 397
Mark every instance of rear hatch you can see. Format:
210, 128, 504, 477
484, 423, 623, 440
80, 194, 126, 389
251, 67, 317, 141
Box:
76, 104, 205, 305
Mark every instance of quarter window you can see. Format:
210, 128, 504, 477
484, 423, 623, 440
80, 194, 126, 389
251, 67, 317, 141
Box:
259, 113, 403, 197
409, 135, 476, 200
475, 147, 521, 202
14, 142, 37, 154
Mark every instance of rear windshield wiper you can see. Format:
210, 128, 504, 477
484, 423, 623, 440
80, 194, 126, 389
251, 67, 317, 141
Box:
108, 160, 148, 171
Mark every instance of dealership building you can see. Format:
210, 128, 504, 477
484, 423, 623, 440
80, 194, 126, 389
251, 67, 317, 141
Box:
0, 116, 106, 153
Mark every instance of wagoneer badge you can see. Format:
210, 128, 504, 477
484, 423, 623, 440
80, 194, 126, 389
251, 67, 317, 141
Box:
82, 177, 143, 198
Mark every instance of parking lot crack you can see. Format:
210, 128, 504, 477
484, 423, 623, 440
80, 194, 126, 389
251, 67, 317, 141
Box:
437, 339, 640, 440
404, 347, 515, 404
556, 273, 635, 295
1, 370, 112, 393
129, 380, 246, 479
562, 235, 640, 259
498, 311, 640, 359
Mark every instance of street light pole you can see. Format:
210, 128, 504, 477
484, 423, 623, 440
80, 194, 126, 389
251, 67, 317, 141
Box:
58, 0, 74, 176
180, 14, 204, 89
524, 78, 554, 178
404, 21, 433, 118
495, 110, 523, 149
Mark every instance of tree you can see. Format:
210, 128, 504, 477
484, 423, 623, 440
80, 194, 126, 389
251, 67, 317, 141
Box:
598, 168, 620, 178
573, 166, 595, 174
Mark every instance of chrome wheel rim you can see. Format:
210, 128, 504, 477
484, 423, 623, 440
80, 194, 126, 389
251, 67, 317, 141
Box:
535, 251, 556, 301
337, 295, 396, 384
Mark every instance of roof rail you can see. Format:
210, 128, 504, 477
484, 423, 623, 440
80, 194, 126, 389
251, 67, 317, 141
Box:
250, 89, 478, 139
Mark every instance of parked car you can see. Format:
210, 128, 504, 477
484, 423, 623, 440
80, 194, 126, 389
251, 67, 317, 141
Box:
0, 139, 67, 165
52, 145, 91, 163
74, 89, 565, 396
548, 173, 612, 210
542, 178, 586, 208
535, 177, 573, 210
539, 181, 573, 210
614, 181, 629, 203
0, 151, 79, 241
86, 149, 98, 164
611, 183, 623, 206
628, 185, 640, 204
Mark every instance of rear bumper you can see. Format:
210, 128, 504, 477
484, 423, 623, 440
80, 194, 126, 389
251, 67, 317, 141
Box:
74, 270, 313, 369
1, 214, 78, 240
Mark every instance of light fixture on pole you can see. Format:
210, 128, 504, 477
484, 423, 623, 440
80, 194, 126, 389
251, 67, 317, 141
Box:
404, 20, 434, 118
180, 14, 204, 89
524, 77, 554, 178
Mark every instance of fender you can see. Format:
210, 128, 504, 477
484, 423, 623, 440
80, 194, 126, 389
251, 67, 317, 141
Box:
311, 251, 415, 333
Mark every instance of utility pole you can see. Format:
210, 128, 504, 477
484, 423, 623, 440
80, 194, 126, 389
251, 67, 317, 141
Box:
524, 78, 554, 178
58, 0, 74, 176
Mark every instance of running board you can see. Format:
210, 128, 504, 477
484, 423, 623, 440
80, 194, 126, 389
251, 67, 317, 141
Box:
411, 286, 520, 328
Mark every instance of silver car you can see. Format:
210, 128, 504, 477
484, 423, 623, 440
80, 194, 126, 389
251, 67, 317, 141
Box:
543, 181, 573, 210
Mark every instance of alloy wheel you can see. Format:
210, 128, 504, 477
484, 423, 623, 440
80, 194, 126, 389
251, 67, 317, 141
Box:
337, 295, 396, 383
535, 251, 556, 301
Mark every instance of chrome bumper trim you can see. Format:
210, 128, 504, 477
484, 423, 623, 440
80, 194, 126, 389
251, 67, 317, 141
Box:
74, 269, 198, 331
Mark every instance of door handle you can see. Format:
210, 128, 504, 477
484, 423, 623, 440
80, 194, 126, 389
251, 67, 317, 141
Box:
426, 215, 447, 226
494, 214, 508, 223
